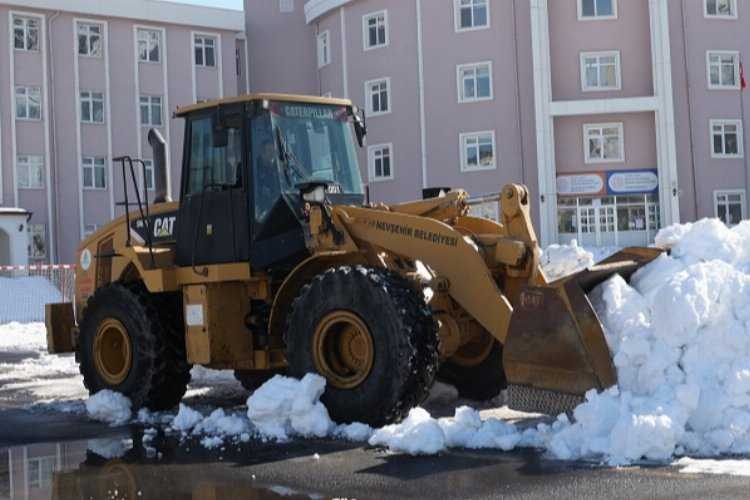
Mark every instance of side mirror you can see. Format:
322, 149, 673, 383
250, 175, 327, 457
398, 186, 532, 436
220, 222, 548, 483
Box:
353, 111, 367, 148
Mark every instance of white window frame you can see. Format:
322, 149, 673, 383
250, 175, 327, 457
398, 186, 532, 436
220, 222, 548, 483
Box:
13, 15, 40, 51
80, 91, 105, 124
137, 28, 161, 63
27, 224, 47, 260
714, 189, 746, 224
139, 95, 163, 127
454, 0, 491, 32
82, 157, 107, 190
143, 159, 155, 191
83, 224, 99, 238
577, 0, 618, 20
317, 30, 331, 68
77, 21, 103, 57
368, 143, 394, 182
707, 50, 740, 89
583, 122, 624, 163
710, 119, 744, 158
704, 0, 738, 19
17, 155, 45, 189
194, 34, 216, 68
457, 61, 494, 103
459, 130, 497, 172
580, 51, 622, 92
363, 10, 389, 51
14, 86, 42, 121
364, 77, 391, 117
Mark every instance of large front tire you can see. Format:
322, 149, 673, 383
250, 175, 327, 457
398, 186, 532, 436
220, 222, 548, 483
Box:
285, 266, 439, 426
78, 283, 191, 411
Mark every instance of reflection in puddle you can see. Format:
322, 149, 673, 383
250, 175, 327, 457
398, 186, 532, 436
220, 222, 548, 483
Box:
1, 430, 325, 500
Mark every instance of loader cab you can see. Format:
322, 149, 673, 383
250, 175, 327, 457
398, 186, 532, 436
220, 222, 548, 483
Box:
174, 96, 366, 270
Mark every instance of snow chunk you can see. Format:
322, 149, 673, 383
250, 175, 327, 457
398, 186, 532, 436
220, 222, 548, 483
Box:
541, 241, 594, 280
171, 404, 204, 432
85, 390, 132, 426
193, 408, 250, 437
676, 457, 750, 477
87, 438, 133, 459
246, 374, 334, 441
369, 408, 445, 455
334, 422, 374, 442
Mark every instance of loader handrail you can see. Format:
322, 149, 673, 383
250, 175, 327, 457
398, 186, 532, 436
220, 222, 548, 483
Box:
113, 155, 156, 268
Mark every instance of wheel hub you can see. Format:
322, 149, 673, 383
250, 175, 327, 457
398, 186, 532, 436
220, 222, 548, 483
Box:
313, 311, 374, 389
93, 318, 132, 385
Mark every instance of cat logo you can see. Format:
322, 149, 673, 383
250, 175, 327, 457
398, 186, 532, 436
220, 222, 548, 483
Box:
153, 216, 176, 238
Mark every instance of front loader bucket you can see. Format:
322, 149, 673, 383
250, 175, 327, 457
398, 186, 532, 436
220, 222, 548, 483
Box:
502, 247, 663, 414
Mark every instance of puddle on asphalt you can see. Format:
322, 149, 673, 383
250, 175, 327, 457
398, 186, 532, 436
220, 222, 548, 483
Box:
0, 429, 330, 500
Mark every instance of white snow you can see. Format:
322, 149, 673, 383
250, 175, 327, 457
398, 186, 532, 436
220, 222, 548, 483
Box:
171, 403, 205, 432
0, 276, 62, 324
675, 457, 750, 476
369, 408, 446, 455
85, 390, 132, 426
247, 373, 334, 441
541, 240, 595, 281
87, 438, 133, 459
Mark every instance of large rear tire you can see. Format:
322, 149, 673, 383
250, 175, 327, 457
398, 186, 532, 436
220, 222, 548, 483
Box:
78, 283, 191, 411
438, 336, 507, 401
285, 266, 439, 426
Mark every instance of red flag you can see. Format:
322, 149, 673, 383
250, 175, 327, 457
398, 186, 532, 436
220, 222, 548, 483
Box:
742, 63, 748, 90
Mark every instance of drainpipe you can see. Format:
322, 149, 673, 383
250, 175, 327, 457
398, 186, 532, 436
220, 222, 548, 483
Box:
679, 1, 699, 219
48, 12, 61, 262
511, 0, 527, 186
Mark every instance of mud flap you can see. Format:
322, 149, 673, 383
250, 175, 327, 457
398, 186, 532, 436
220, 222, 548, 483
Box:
503, 247, 663, 399
45, 302, 76, 354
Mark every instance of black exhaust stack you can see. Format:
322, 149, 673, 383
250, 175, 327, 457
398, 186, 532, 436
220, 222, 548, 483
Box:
147, 128, 171, 203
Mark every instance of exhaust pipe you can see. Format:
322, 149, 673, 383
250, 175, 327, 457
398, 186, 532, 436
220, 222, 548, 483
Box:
147, 128, 171, 203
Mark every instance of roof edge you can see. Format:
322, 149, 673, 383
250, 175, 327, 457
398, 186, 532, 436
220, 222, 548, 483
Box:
304, 0, 353, 24
3, 0, 244, 31
175, 93, 353, 116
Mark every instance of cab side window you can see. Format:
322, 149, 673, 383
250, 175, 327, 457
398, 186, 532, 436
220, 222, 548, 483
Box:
186, 116, 242, 196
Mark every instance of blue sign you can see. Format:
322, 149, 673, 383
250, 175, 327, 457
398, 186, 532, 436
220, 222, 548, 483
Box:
606, 169, 659, 195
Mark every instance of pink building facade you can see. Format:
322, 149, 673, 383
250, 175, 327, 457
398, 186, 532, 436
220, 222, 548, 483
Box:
245, 0, 750, 248
0, 0, 245, 265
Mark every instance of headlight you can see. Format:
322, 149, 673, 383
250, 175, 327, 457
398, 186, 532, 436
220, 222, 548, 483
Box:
302, 185, 326, 204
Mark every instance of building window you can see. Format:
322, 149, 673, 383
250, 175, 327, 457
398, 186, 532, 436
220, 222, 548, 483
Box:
711, 119, 743, 158
84, 224, 98, 238
584, 123, 624, 163
17, 155, 45, 189
279, 0, 294, 13
317, 30, 330, 68
13, 15, 40, 51
80, 91, 104, 124
28, 224, 46, 260
707, 51, 740, 88
368, 144, 393, 181
578, 0, 617, 19
140, 96, 163, 126
457, 62, 493, 102
194, 35, 216, 67
143, 159, 155, 190
460, 131, 497, 172
581, 51, 621, 91
455, 0, 489, 31
363, 10, 388, 50
15, 86, 42, 120
77, 22, 102, 57
715, 190, 746, 225
365, 78, 390, 116
705, 0, 737, 18
82, 157, 107, 189
137, 28, 161, 63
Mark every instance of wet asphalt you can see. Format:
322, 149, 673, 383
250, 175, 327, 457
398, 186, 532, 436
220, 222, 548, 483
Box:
2, 409, 750, 500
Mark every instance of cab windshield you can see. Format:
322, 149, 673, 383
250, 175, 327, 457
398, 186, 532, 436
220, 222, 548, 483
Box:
250, 102, 363, 221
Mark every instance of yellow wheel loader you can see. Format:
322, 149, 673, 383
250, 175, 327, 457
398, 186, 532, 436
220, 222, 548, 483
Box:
45, 94, 662, 425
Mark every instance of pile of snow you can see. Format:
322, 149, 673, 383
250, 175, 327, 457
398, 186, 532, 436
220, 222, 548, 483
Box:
0, 276, 62, 324
541, 241, 595, 280
529, 219, 750, 464
85, 390, 132, 426
247, 374, 334, 441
